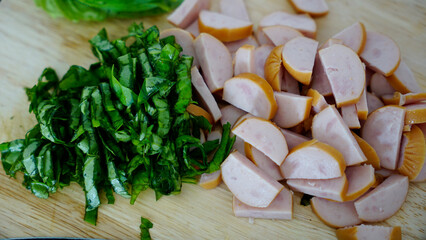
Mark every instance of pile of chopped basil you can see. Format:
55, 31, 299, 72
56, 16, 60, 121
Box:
0, 23, 235, 226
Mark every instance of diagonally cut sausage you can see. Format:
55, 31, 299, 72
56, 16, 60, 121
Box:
360, 31, 400, 77
221, 151, 284, 208
362, 106, 405, 170
319, 44, 365, 107
282, 36, 318, 85
312, 105, 367, 166
193, 33, 233, 93
198, 10, 253, 42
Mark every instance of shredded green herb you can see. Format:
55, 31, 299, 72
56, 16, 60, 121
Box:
0, 23, 235, 226
140, 217, 154, 240
34, 0, 183, 22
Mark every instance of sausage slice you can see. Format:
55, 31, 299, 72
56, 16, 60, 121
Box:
223, 73, 277, 119
289, 0, 329, 17
311, 197, 362, 228
221, 151, 284, 207
281, 139, 346, 180
191, 67, 222, 122
336, 225, 401, 240
232, 117, 289, 165
312, 105, 367, 166
344, 164, 376, 201
387, 61, 421, 94
287, 175, 348, 202
273, 91, 312, 128
332, 22, 366, 54
262, 25, 303, 46
193, 33, 233, 93
354, 174, 408, 222
199, 10, 253, 42
397, 125, 426, 180
234, 44, 256, 75
360, 31, 400, 77
282, 36, 318, 85
319, 44, 365, 107
259, 11, 317, 38
362, 106, 405, 170
233, 187, 292, 219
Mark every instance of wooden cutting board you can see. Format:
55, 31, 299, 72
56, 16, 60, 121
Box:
0, 0, 425, 239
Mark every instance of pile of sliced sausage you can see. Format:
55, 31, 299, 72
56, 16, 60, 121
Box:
166, 0, 425, 239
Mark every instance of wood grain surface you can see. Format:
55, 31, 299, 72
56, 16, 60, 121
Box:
0, 0, 425, 239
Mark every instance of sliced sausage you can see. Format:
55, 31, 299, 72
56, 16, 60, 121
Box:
355, 87, 368, 120
262, 25, 303, 46
223, 73, 277, 119
312, 105, 367, 166
232, 117, 289, 165
185, 19, 200, 37
306, 88, 329, 114
281, 139, 346, 179
279, 129, 308, 151
273, 91, 312, 128
193, 33, 233, 93
311, 53, 333, 96
233, 187, 292, 219
360, 31, 401, 77
412, 123, 426, 182
319, 44, 365, 107
331, 22, 366, 54
354, 174, 408, 222
370, 73, 395, 97
341, 104, 361, 129
265, 45, 284, 91
282, 36, 318, 85
167, 0, 210, 28
397, 125, 426, 180
245, 143, 283, 181
254, 44, 274, 79
387, 61, 421, 94
191, 66, 222, 122
404, 103, 426, 125
259, 11, 317, 38
336, 225, 401, 240
207, 128, 222, 141
234, 44, 256, 75
198, 10, 253, 42
221, 151, 284, 207
289, 0, 329, 17
311, 197, 361, 228
287, 175, 348, 202
344, 165, 376, 201
225, 35, 259, 54
199, 170, 222, 189
232, 136, 246, 156
366, 92, 384, 114
282, 70, 301, 94
161, 28, 198, 66
186, 104, 214, 125
220, 105, 246, 127
362, 106, 405, 170
351, 132, 381, 170
219, 0, 250, 21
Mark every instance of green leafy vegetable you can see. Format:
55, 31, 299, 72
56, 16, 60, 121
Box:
0, 23, 234, 228
140, 216, 154, 240
34, 0, 183, 22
